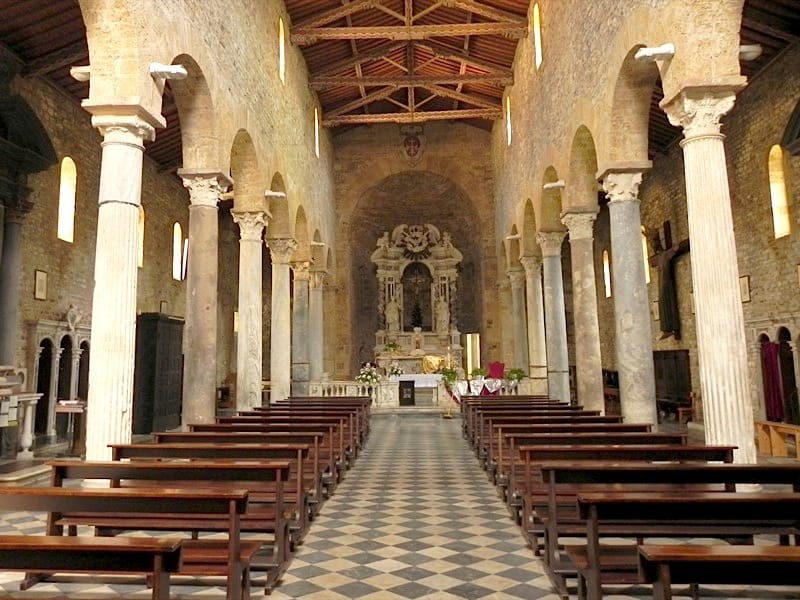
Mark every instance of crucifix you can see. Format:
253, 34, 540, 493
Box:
648, 220, 690, 340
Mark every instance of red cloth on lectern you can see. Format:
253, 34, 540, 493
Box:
488, 361, 505, 379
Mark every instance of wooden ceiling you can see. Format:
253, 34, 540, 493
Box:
0, 0, 797, 171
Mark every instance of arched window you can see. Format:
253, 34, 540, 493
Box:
172, 222, 183, 281
57, 157, 77, 243
532, 4, 543, 69
505, 96, 512, 147
314, 107, 320, 158
137, 205, 145, 268
279, 17, 286, 84
602, 249, 612, 298
769, 145, 791, 238
642, 230, 650, 284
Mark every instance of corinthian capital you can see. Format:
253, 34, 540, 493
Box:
291, 261, 311, 280
561, 211, 597, 241
231, 210, 267, 242
519, 254, 542, 278
662, 86, 740, 140
536, 231, 566, 257
268, 238, 298, 264
179, 170, 233, 208
601, 171, 643, 205
507, 268, 526, 290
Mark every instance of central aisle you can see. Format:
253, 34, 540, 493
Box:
271, 413, 555, 599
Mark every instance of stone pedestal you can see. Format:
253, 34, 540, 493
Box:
562, 211, 604, 413
537, 231, 570, 403
180, 171, 230, 425
664, 86, 756, 464
602, 170, 657, 425
520, 255, 547, 383
232, 211, 267, 411
309, 270, 326, 380
269, 238, 298, 403
291, 262, 311, 396
0, 210, 25, 365
507, 268, 529, 371
83, 107, 162, 462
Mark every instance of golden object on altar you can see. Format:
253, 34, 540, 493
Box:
422, 355, 446, 374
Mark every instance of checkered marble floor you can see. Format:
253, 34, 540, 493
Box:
0, 414, 796, 599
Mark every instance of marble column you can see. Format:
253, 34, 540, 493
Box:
663, 87, 756, 464
0, 207, 27, 365
268, 238, 298, 403
291, 261, 311, 396
69, 348, 82, 401
309, 270, 326, 380
47, 348, 63, 436
507, 268, 529, 371
520, 255, 548, 384
537, 231, 571, 403
84, 107, 161, 462
179, 171, 231, 426
562, 211, 605, 413
601, 170, 657, 425
498, 280, 514, 367
231, 211, 267, 412
748, 341, 766, 422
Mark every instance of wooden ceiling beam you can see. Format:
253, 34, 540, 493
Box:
323, 108, 501, 126
412, 2, 444, 23
421, 84, 498, 110
311, 73, 513, 88
292, 22, 527, 45
416, 40, 511, 74
294, 0, 387, 29
314, 41, 406, 77
22, 41, 87, 77
742, 17, 800, 44
374, 3, 406, 22
442, 0, 527, 24
326, 85, 399, 117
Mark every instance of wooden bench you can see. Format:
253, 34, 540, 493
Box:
49, 459, 292, 594
572, 491, 800, 600
0, 486, 252, 600
755, 419, 800, 458
638, 544, 800, 600
0, 535, 181, 600
537, 462, 800, 598
657, 396, 694, 424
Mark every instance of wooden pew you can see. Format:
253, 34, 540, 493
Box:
277, 397, 371, 439
0, 486, 252, 600
572, 492, 800, 600
537, 462, 800, 599
48, 460, 291, 593
755, 419, 800, 458
638, 544, 800, 600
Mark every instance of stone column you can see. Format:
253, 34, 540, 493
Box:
0, 207, 27, 365
663, 86, 756, 464
84, 108, 161, 462
520, 255, 547, 384
231, 211, 267, 411
507, 268, 529, 371
268, 238, 298, 403
497, 280, 514, 368
562, 211, 605, 413
309, 270, 326, 380
748, 340, 766, 422
601, 170, 657, 425
47, 348, 63, 436
179, 171, 231, 426
537, 232, 571, 403
69, 348, 82, 401
291, 261, 311, 396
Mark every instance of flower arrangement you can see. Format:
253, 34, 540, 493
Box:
388, 363, 404, 377
470, 367, 488, 379
355, 363, 381, 385
437, 366, 458, 390
504, 368, 526, 383
385, 341, 400, 353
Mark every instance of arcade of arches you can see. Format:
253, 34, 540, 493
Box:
0, 1, 798, 468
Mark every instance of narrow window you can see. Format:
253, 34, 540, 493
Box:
279, 17, 286, 84
57, 157, 77, 243
314, 107, 320, 158
642, 230, 650, 284
769, 145, 791, 238
533, 4, 543, 69
603, 250, 612, 298
505, 96, 512, 147
182, 237, 189, 281
137, 205, 145, 268
172, 222, 182, 281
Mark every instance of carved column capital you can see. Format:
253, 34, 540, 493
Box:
662, 86, 740, 141
268, 238, 299, 264
231, 210, 266, 242
309, 270, 327, 289
519, 254, 543, 278
561, 211, 597, 241
180, 170, 232, 208
291, 261, 311, 281
83, 103, 164, 144
3, 201, 33, 224
601, 171, 644, 205
507, 268, 526, 290
536, 231, 566, 257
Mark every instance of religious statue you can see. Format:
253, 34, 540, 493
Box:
435, 298, 449, 333
66, 304, 82, 331
385, 298, 400, 332
648, 221, 690, 340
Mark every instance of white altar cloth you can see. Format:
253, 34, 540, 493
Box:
396, 374, 442, 388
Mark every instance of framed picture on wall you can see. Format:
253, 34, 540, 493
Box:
739, 275, 751, 303
34, 270, 47, 300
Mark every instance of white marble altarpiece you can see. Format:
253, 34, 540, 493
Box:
371, 224, 464, 375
